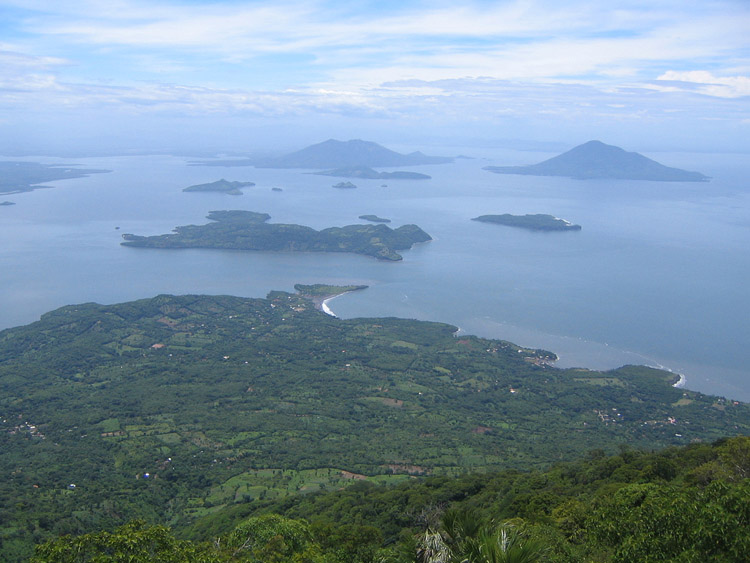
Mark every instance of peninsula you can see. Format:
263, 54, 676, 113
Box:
182, 179, 255, 195
121, 210, 432, 261
473, 214, 581, 231
294, 283, 369, 312
483, 140, 709, 182
0, 161, 110, 195
314, 165, 431, 180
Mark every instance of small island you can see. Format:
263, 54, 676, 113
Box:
182, 179, 255, 195
314, 165, 431, 180
472, 214, 582, 231
0, 201, 15, 206
359, 214, 391, 223
121, 210, 431, 261
332, 181, 357, 189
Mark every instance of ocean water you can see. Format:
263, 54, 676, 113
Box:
1, 149, 748, 400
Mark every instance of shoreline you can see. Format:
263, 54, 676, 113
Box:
316, 290, 365, 317
672, 372, 687, 388
294, 284, 369, 317
447, 319, 700, 395
320, 295, 338, 317
303, 287, 368, 318
644, 359, 687, 389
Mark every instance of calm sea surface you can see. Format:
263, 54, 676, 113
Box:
1, 149, 748, 400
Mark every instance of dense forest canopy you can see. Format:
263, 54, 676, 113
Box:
1, 291, 748, 560
29, 438, 750, 562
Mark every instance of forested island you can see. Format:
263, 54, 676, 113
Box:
183, 179, 255, 195
484, 140, 709, 181
314, 165, 431, 180
2, 292, 749, 561
0, 161, 110, 195
121, 210, 431, 261
332, 181, 357, 189
473, 213, 582, 231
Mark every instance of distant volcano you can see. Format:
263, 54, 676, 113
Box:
484, 140, 709, 182
254, 139, 453, 169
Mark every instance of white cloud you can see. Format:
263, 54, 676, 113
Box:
19, 0, 749, 84
0, 48, 69, 96
0, 48, 67, 70
656, 71, 750, 98
2, 0, 748, 150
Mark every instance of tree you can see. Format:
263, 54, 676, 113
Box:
223, 513, 313, 562
30, 520, 222, 563
587, 480, 750, 562
414, 509, 547, 563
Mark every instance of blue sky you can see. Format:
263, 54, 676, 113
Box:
2, 0, 749, 153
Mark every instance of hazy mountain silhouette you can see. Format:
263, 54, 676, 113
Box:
254, 139, 453, 168
484, 140, 709, 181
313, 165, 431, 179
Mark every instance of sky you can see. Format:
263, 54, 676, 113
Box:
2, 0, 749, 154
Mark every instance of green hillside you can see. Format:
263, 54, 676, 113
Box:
1, 291, 748, 560
30, 438, 750, 562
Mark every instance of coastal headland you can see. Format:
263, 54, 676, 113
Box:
294, 283, 369, 315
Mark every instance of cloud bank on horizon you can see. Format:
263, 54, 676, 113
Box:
2, 0, 749, 152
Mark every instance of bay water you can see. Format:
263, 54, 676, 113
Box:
1, 148, 748, 400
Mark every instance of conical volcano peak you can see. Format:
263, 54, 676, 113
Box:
484, 140, 709, 182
